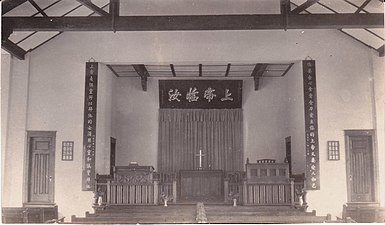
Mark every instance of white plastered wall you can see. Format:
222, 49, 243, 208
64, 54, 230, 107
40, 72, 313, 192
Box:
1, 29, 382, 220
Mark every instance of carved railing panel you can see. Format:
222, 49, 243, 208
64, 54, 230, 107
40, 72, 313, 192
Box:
99, 164, 159, 206
107, 182, 155, 205
244, 183, 292, 205
242, 161, 294, 206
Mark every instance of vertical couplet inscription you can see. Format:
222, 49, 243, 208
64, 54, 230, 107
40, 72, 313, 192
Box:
82, 62, 98, 191
303, 60, 320, 190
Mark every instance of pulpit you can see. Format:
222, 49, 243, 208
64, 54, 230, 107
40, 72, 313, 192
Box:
179, 170, 223, 202
104, 163, 159, 206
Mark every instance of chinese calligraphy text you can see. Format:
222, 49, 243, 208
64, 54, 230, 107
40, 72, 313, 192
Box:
159, 80, 242, 109
303, 60, 320, 190
82, 62, 98, 191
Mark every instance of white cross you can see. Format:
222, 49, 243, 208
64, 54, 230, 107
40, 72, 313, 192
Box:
196, 150, 205, 169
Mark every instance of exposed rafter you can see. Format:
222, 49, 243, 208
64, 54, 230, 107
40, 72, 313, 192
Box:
251, 64, 268, 91
354, 0, 372, 14
2, 39, 27, 60
170, 64, 176, 77
291, 1, 384, 57
132, 64, 149, 91
291, 0, 320, 14
28, 0, 48, 17
2, 0, 28, 15
2, 13, 383, 32
225, 64, 231, 77
75, 0, 109, 16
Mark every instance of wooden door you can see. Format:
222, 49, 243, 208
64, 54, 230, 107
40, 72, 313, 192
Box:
27, 132, 55, 204
346, 131, 375, 202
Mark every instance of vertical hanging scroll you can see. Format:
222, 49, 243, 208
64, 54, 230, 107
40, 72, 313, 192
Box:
303, 60, 320, 190
82, 62, 98, 191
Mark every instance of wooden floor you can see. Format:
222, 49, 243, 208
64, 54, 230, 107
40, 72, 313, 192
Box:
71, 204, 329, 224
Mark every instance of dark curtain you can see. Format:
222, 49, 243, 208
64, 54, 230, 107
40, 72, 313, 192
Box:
158, 109, 243, 173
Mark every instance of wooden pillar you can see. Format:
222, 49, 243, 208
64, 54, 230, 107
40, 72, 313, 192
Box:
154, 180, 159, 205
290, 179, 295, 207
106, 180, 111, 205
224, 180, 229, 204
242, 181, 248, 205
173, 179, 177, 203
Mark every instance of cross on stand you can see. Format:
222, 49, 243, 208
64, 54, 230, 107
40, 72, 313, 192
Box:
196, 150, 205, 170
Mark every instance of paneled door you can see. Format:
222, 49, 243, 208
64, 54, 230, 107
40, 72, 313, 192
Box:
345, 130, 376, 203
26, 131, 56, 204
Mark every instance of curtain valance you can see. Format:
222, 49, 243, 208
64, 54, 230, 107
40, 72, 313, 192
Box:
159, 109, 243, 122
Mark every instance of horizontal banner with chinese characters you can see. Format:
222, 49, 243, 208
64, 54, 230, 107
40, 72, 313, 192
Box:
303, 60, 320, 190
159, 80, 242, 109
82, 62, 98, 191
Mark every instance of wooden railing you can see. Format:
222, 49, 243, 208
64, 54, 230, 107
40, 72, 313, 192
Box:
96, 164, 303, 207
243, 182, 293, 205
107, 181, 156, 205
96, 170, 178, 206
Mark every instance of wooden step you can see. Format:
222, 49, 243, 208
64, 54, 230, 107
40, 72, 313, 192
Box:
72, 204, 328, 224
206, 215, 327, 223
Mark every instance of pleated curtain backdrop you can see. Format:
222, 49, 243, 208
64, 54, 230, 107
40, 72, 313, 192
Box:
158, 109, 244, 173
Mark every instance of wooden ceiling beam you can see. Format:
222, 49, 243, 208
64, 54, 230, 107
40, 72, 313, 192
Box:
280, 0, 290, 30
75, 0, 110, 16
291, 0, 320, 14
1, 39, 27, 60
109, 0, 120, 32
251, 64, 268, 91
132, 64, 149, 91
3, 13, 383, 32
170, 64, 176, 77
2, 0, 28, 15
109, 0, 120, 16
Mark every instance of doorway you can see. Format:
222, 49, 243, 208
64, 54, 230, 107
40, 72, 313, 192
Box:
345, 130, 377, 203
25, 131, 56, 205
285, 136, 292, 176
110, 137, 116, 175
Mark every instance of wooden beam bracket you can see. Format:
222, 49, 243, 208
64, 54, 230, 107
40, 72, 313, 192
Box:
141, 76, 148, 92
377, 45, 384, 57
133, 64, 149, 91
2, 39, 27, 60
251, 64, 268, 91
